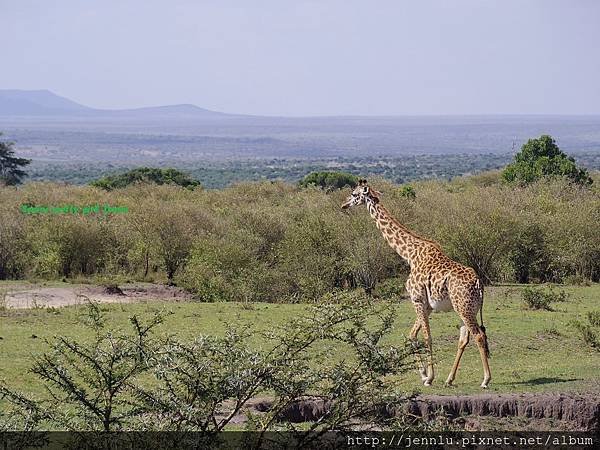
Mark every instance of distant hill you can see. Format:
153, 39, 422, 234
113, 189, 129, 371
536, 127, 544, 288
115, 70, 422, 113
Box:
0, 90, 92, 115
0, 89, 228, 118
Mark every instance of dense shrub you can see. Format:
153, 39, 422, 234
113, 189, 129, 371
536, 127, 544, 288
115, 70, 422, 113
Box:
0, 205, 28, 279
573, 311, 600, 350
522, 286, 568, 311
510, 224, 550, 283
411, 182, 518, 284
0, 173, 598, 299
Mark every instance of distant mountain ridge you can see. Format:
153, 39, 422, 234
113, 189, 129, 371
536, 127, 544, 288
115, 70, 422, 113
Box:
0, 89, 228, 118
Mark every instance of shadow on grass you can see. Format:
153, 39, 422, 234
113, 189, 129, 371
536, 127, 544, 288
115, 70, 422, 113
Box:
502, 377, 581, 386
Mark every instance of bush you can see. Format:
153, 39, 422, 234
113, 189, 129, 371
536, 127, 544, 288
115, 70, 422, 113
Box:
510, 223, 551, 283
573, 312, 600, 350
0, 297, 418, 439
398, 185, 416, 199
587, 311, 600, 328
0, 303, 165, 431
522, 286, 568, 311
372, 277, 406, 300
0, 207, 28, 279
413, 182, 517, 284
274, 214, 347, 301
181, 232, 263, 302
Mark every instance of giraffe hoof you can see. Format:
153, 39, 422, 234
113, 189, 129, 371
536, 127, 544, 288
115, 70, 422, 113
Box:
444, 380, 454, 388
423, 380, 433, 387
480, 382, 489, 389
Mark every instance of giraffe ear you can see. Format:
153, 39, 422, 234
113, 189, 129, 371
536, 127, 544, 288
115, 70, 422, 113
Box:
372, 189, 383, 196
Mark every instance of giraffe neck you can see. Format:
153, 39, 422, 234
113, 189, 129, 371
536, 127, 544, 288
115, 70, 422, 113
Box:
366, 198, 425, 264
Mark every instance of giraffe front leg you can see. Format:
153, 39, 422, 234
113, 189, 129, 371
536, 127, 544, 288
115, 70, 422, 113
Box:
421, 318, 435, 386
408, 281, 434, 385
409, 319, 428, 382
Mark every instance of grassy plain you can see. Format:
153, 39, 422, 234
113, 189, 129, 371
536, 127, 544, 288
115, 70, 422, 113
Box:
1, 283, 599, 398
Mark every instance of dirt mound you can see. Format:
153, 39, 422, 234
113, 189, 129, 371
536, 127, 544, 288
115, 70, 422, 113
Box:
102, 284, 125, 295
405, 393, 600, 431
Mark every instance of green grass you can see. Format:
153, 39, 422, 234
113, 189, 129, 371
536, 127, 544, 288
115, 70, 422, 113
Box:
1, 284, 599, 397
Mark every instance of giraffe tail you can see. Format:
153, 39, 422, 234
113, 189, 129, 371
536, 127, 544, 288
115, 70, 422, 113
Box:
476, 279, 490, 358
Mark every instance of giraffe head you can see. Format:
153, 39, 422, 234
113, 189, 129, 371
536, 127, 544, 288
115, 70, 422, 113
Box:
341, 179, 380, 209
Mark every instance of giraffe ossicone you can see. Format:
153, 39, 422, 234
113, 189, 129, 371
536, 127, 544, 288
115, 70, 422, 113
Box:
342, 180, 492, 389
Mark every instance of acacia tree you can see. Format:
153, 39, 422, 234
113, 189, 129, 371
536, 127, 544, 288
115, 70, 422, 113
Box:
1, 295, 418, 449
0, 133, 31, 185
0, 302, 165, 432
502, 135, 592, 186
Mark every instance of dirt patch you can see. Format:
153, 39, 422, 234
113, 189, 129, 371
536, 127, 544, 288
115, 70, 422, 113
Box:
102, 284, 125, 295
223, 393, 599, 431
4, 283, 193, 309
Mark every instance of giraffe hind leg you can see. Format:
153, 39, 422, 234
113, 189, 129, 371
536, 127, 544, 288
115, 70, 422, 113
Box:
445, 323, 469, 387
463, 317, 492, 389
476, 326, 492, 388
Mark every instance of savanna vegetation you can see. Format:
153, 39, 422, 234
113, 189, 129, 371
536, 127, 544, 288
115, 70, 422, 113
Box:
1, 135, 599, 436
0, 170, 599, 296
1, 286, 599, 408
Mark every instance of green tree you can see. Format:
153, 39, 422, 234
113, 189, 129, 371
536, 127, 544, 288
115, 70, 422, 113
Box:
502, 135, 592, 185
0, 133, 31, 185
90, 167, 201, 190
299, 171, 358, 190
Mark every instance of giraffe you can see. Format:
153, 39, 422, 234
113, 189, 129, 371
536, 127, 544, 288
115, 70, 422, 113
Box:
341, 179, 491, 388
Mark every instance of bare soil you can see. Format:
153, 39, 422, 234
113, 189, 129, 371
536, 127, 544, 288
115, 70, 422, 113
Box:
3, 283, 193, 309
223, 393, 600, 432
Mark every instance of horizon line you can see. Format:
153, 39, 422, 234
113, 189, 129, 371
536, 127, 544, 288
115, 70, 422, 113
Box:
3, 88, 600, 119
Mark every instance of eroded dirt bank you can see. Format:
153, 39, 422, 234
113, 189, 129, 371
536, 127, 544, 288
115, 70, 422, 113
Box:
237, 393, 600, 431
404, 393, 600, 431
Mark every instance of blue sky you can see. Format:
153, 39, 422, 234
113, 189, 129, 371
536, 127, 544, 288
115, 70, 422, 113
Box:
1, 0, 599, 115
